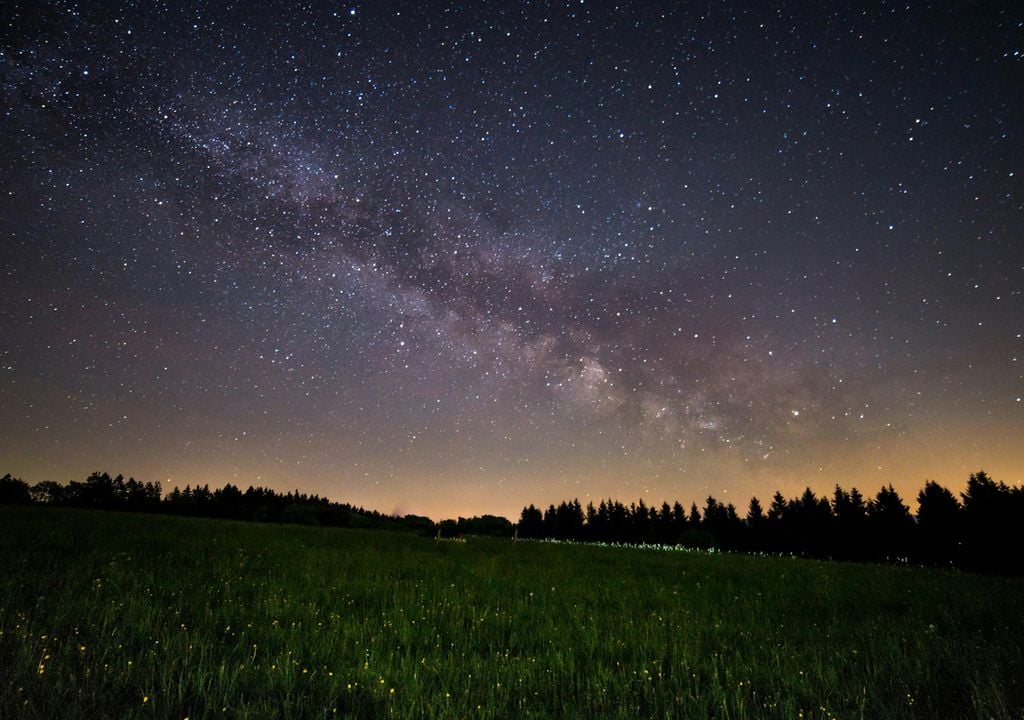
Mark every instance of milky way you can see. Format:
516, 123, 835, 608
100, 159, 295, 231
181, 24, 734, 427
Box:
2, 2, 1021, 518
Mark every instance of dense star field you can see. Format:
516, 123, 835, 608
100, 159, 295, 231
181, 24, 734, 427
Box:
1, 2, 1021, 518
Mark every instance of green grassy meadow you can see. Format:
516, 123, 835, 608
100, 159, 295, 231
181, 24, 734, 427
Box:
0, 506, 1021, 719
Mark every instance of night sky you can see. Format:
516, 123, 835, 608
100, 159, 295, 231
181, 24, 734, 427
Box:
2, 2, 1021, 520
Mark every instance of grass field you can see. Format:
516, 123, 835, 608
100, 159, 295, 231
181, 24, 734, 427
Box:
0, 506, 1021, 719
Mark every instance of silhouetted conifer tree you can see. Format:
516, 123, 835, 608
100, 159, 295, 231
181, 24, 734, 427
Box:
672, 501, 688, 538
745, 496, 766, 551
831, 486, 868, 560
866, 485, 914, 561
960, 471, 1022, 573
542, 504, 558, 538
916, 480, 961, 566
766, 491, 788, 552
786, 488, 833, 557
584, 502, 598, 540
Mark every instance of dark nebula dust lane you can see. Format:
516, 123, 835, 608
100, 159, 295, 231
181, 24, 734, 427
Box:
1, 1, 1021, 518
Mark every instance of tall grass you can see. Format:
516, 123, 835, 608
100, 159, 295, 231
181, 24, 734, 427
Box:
0, 505, 1021, 718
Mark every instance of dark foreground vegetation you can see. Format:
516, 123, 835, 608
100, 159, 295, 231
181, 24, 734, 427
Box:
2, 469, 1022, 575
1, 506, 1022, 719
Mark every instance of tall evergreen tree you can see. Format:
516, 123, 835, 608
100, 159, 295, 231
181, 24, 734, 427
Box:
766, 491, 788, 552
866, 485, 914, 561
745, 496, 766, 551
960, 471, 1017, 572
786, 488, 833, 557
832, 486, 868, 560
916, 480, 961, 565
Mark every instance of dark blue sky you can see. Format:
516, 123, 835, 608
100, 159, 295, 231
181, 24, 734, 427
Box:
1, 1, 1021, 518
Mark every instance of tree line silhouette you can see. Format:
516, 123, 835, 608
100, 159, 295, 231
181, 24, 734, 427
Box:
0, 470, 520, 540
517, 472, 1023, 575
1, 469, 1020, 574
0, 471, 444, 533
